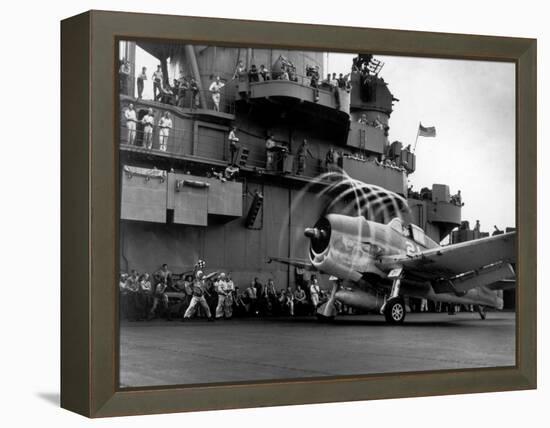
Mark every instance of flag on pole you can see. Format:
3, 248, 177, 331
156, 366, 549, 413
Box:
418, 123, 436, 138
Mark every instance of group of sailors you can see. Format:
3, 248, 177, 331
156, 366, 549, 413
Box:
119, 262, 328, 322
120, 60, 403, 173
120, 56, 355, 115
264, 136, 313, 175
120, 61, 229, 112
228, 126, 408, 178
407, 186, 464, 206
320, 71, 353, 91
324, 148, 409, 173
233, 59, 351, 103
123, 103, 173, 151
234, 60, 272, 82
122, 105, 410, 177
358, 113, 387, 131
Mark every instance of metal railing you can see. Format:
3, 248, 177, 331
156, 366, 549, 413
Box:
237, 70, 351, 92
119, 120, 325, 177
124, 87, 236, 115
120, 120, 207, 156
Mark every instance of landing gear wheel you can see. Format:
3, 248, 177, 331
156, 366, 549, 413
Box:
384, 297, 406, 324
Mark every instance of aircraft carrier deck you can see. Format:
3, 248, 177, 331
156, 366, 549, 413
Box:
119, 312, 515, 388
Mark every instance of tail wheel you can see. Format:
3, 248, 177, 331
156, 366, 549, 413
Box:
384, 297, 406, 324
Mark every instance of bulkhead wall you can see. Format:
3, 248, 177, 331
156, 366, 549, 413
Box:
120, 180, 330, 290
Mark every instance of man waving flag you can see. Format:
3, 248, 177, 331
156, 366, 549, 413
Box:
413, 122, 437, 151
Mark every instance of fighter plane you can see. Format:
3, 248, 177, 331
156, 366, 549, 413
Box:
269, 214, 516, 324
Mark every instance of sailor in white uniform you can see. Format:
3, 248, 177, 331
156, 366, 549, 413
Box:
183, 271, 213, 321
141, 108, 155, 149
158, 112, 172, 151
124, 104, 137, 145
209, 76, 225, 112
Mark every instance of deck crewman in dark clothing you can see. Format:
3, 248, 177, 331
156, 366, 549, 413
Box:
265, 134, 277, 170
259, 65, 270, 81
176, 71, 189, 108
325, 147, 335, 171
228, 126, 239, 165
153, 64, 164, 101
136, 66, 147, 100
245, 281, 258, 316
296, 139, 314, 175
152, 65, 163, 101
119, 59, 131, 95
249, 64, 259, 82
138, 273, 153, 320
154, 264, 172, 287
337, 73, 347, 89
189, 78, 200, 108
124, 270, 140, 320
149, 265, 172, 321
310, 65, 320, 102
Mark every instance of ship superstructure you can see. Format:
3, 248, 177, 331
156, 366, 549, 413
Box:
118, 41, 463, 288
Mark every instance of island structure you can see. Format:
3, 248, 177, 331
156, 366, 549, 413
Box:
118, 41, 476, 297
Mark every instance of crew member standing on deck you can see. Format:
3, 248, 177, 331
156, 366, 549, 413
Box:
152, 65, 163, 101
296, 139, 313, 175
228, 126, 239, 165
149, 277, 171, 321
224, 274, 235, 318
149, 264, 172, 321
233, 60, 246, 79
309, 65, 320, 102
154, 263, 173, 288
141, 108, 155, 149
119, 59, 131, 95
176, 70, 189, 107
190, 78, 200, 108
183, 271, 214, 321
138, 273, 153, 320
124, 104, 137, 145
136, 66, 147, 100
158, 112, 172, 152
214, 272, 228, 319
259, 65, 270, 81
293, 284, 307, 315
310, 275, 321, 313
209, 75, 225, 112
124, 270, 140, 321
244, 280, 258, 316
325, 147, 335, 171
265, 134, 277, 170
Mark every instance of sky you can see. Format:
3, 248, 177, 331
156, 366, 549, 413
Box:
327, 53, 516, 232
125, 44, 516, 232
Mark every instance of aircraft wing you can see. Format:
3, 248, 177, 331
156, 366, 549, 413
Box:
266, 256, 315, 271
379, 232, 516, 279
486, 278, 516, 291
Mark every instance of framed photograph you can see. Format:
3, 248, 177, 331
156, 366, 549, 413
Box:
61, 10, 537, 417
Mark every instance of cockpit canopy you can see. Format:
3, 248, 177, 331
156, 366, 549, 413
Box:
388, 218, 437, 248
